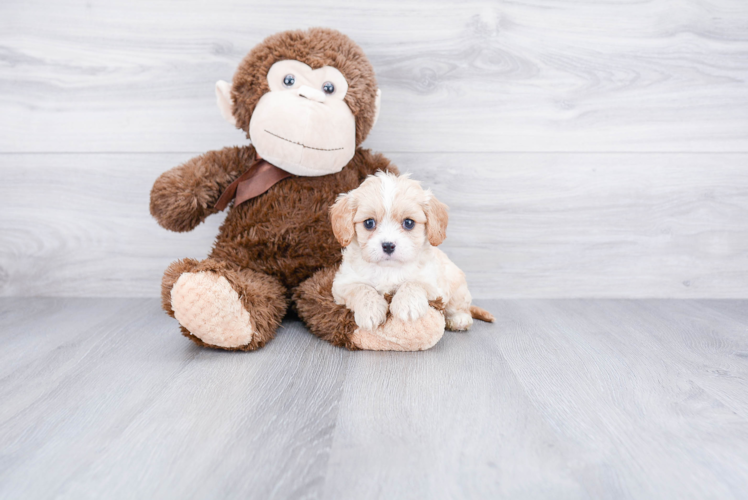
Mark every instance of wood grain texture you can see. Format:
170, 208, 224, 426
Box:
487, 299, 748, 499
1, 0, 747, 153
1, 298, 748, 499
0, 298, 350, 499
1, 153, 746, 298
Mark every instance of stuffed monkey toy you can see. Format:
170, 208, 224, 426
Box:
151, 28, 446, 351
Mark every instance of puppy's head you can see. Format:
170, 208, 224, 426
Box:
330, 171, 449, 264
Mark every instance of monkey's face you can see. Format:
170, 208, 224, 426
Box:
247, 60, 356, 176
215, 29, 382, 176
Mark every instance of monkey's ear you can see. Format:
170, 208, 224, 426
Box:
329, 194, 356, 247
371, 89, 382, 128
424, 194, 449, 246
215, 80, 237, 127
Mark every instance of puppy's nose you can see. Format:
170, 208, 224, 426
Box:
382, 242, 396, 255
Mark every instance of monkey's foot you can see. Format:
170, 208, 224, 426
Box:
295, 266, 447, 351
351, 304, 446, 351
171, 271, 253, 349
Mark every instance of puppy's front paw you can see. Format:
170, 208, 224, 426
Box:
353, 295, 389, 331
390, 284, 430, 322
446, 311, 473, 331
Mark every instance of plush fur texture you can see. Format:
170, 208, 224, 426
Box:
154, 146, 397, 349
230, 28, 379, 147
171, 272, 254, 348
160, 257, 287, 350
294, 266, 447, 351
209, 147, 396, 290
292, 266, 361, 350
151, 28, 453, 351
150, 147, 255, 233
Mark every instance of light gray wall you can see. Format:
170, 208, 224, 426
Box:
1, 0, 747, 298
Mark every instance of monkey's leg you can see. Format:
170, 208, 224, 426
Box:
293, 266, 445, 351
162, 258, 287, 350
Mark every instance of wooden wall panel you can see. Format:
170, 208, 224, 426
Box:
1, 0, 746, 297
1, 153, 746, 298
1, 0, 747, 153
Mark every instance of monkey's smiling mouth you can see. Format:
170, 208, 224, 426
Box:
264, 130, 344, 152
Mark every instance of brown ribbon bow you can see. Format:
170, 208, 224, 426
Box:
214, 155, 294, 211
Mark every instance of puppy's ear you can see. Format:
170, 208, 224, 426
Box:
424, 194, 449, 246
329, 194, 356, 247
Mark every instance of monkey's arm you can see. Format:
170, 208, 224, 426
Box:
149, 146, 255, 232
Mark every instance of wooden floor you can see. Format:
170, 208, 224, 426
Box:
1, 298, 747, 499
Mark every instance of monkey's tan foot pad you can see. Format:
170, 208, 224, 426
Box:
171, 271, 253, 349
351, 306, 446, 351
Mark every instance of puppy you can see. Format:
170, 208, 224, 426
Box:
329, 171, 494, 332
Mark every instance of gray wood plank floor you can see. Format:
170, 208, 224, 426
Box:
1, 298, 747, 499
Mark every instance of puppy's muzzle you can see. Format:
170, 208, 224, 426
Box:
382, 242, 396, 255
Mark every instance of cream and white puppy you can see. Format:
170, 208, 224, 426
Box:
330, 171, 494, 332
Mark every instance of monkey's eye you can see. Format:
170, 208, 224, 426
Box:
283, 74, 295, 87
363, 219, 376, 231
322, 81, 335, 94
402, 219, 415, 231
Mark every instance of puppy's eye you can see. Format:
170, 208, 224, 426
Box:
402, 219, 415, 231
322, 81, 335, 94
283, 74, 295, 87
363, 219, 376, 230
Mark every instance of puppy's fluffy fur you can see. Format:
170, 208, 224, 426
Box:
330, 172, 494, 332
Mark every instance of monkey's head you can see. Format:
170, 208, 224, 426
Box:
215, 28, 381, 177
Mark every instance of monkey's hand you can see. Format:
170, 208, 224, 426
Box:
149, 146, 254, 232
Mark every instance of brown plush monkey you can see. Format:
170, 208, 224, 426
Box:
151, 28, 445, 351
